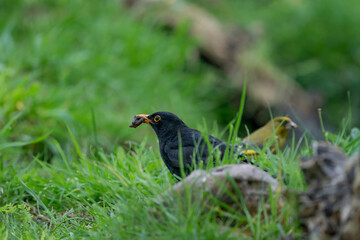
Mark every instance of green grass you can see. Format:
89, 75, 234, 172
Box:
2, 110, 359, 239
2, 82, 359, 239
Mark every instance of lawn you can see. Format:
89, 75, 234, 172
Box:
1, 0, 359, 239
2, 108, 359, 239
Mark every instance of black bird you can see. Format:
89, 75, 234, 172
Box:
130, 111, 251, 178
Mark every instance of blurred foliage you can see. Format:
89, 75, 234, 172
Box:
265, 0, 360, 128
0, 0, 225, 152
194, 0, 360, 129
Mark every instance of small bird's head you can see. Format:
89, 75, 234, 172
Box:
130, 111, 187, 137
267, 116, 297, 137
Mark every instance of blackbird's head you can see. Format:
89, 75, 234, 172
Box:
130, 112, 187, 137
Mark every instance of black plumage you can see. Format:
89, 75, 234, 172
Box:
130, 111, 248, 178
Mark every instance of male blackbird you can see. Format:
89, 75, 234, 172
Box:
130, 112, 248, 178
243, 117, 297, 153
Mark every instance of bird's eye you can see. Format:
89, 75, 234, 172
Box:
154, 115, 161, 122
281, 120, 289, 126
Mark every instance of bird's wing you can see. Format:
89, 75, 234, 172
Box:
243, 126, 272, 146
163, 129, 218, 168
163, 142, 200, 168
188, 130, 226, 160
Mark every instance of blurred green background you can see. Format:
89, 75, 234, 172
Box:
1, 0, 359, 155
